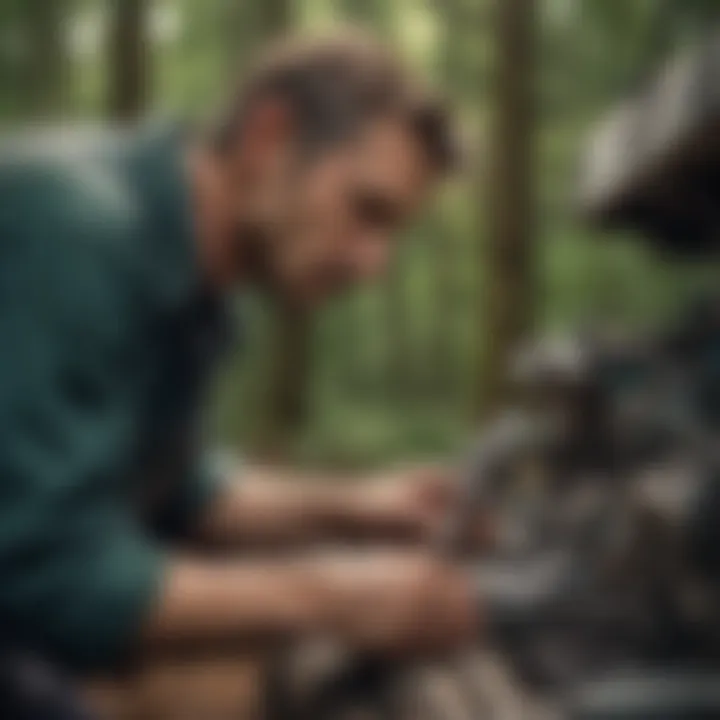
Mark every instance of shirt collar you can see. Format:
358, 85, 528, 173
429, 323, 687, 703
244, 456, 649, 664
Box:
124, 121, 242, 349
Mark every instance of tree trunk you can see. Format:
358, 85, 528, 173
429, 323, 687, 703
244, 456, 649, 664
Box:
107, 0, 150, 121
259, 300, 315, 460
476, 0, 537, 418
24, 0, 69, 119
257, 0, 292, 37
339, 0, 389, 29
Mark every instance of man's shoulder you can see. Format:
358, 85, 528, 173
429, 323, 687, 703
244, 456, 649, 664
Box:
0, 126, 144, 259
0, 128, 154, 340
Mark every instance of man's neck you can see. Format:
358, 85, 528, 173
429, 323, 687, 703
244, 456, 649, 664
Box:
188, 144, 244, 292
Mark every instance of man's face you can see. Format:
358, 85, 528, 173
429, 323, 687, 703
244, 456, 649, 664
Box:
236, 113, 436, 306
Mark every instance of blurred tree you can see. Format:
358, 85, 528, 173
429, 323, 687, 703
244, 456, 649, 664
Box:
107, 0, 150, 120
25, 0, 70, 118
337, 0, 391, 32
260, 0, 293, 35
227, 0, 292, 73
0, 0, 72, 120
0, 0, 30, 120
477, 0, 537, 417
260, 299, 315, 459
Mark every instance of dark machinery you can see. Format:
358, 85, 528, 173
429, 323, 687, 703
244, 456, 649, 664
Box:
264, 306, 720, 720
577, 31, 720, 256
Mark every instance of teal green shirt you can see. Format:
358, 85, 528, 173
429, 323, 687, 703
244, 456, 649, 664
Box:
0, 124, 233, 672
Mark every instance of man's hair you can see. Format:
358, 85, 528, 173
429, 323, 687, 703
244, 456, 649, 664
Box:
212, 28, 457, 173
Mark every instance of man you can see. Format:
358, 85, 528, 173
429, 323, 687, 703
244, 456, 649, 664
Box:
0, 30, 476, 716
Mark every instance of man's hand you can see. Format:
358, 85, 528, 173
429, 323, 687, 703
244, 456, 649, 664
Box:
144, 551, 479, 659
353, 466, 496, 550
318, 550, 479, 656
350, 466, 456, 542
197, 464, 494, 550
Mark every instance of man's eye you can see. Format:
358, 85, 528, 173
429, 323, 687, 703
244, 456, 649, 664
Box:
354, 193, 401, 231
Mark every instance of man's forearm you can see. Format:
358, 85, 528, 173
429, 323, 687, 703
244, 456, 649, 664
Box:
142, 557, 327, 656
141, 550, 476, 662
196, 467, 416, 549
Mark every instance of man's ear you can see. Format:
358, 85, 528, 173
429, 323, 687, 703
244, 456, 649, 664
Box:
236, 96, 293, 172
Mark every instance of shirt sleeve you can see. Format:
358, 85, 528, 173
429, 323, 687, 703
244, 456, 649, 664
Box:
151, 449, 238, 541
0, 167, 165, 672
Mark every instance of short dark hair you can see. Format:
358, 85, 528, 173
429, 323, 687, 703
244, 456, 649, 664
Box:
212, 28, 458, 173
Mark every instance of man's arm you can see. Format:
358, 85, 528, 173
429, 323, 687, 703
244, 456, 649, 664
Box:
0, 163, 477, 672
194, 465, 455, 549
140, 551, 477, 659
0, 165, 173, 671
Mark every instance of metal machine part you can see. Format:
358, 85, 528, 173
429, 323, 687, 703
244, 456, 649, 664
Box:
577, 32, 720, 255
570, 672, 720, 720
